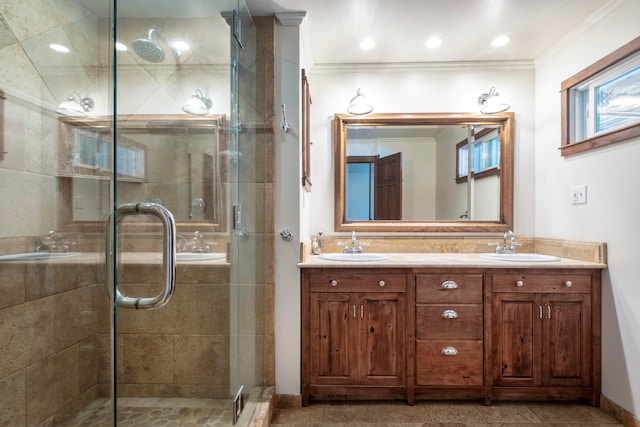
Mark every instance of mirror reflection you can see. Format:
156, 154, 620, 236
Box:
335, 113, 514, 232
57, 115, 226, 229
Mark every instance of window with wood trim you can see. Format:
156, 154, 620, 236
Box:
560, 36, 640, 156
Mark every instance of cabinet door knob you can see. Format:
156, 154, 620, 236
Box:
442, 309, 459, 319
329, 279, 338, 287
516, 280, 524, 287
378, 280, 385, 287
441, 346, 459, 356
441, 280, 458, 289
565, 280, 572, 287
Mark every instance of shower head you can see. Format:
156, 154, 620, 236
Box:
131, 29, 165, 63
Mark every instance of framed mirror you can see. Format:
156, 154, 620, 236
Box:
334, 112, 514, 232
57, 114, 227, 232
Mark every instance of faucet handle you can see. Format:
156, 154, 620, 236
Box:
359, 241, 370, 247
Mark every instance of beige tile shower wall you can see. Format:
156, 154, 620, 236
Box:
100, 263, 232, 399
0, 262, 101, 426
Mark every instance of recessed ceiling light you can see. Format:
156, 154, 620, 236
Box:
171, 41, 190, 51
49, 43, 69, 53
359, 38, 376, 50
491, 35, 511, 47
115, 42, 128, 51
425, 36, 443, 49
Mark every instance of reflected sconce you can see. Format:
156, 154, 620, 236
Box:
182, 89, 212, 115
56, 92, 95, 117
347, 88, 373, 115
478, 87, 510, 114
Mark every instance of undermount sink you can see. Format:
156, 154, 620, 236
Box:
319, 253, 391, 262
156, 252, 226, 261
479, 253, 560, 262
0, 251, 81, 261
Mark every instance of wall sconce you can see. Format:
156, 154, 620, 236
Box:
182, 89, 212, 115
56, 92, 94, 117
478, 87, 510, 114
347, 88, 373, 115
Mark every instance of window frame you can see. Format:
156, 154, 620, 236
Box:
560, 36, 640, 156
456, 127, 500, 184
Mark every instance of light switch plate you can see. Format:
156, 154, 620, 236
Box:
571, 185, 587, 205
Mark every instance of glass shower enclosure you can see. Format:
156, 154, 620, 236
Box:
0, 0, 265, 425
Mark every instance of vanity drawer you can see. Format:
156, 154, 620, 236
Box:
416, 304, 483, 340
492, 273, 591, 293
416, 340, 483, 386
309, 272, 406, 292
416, 274, 483, 303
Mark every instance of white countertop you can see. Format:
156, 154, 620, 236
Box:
298, 252, 607, 269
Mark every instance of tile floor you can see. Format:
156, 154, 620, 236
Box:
270, 400, 624, 426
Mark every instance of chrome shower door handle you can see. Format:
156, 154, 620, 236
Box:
106, 202, 177, 310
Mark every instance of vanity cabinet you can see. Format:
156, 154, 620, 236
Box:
301, 269, 407, 405
301, 263, 601, 407
490, 270, 601, 405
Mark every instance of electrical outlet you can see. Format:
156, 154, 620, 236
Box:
571, 185, 587, 205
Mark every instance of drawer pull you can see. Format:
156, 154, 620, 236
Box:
442, 309, 459, 319
379, 280, 385, 287
441, 346, 459, 356
441, 280, 458, 289
516, 280, 524, 287
329, 279, 338, 287
565, 280, 573, 287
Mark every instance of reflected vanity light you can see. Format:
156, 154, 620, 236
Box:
56, 92, 95, 117
182, 89, 212, 115
347, 88, 373, 115
478, 87, 510, 114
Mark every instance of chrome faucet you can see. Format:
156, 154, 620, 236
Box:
191, 231, 211, 253
343, 231, 365, 254
36, 230, 75, 253
489, 230, 522, 254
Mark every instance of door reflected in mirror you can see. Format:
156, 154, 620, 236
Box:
334, 113, 514, 232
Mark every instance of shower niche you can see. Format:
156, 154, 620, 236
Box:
56, 114, 227, 230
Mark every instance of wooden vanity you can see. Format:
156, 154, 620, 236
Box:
299, 253, 604, 407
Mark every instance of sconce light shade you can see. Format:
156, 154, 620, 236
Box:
56, 92, 95, 117
347, 88, 373, 115
182, 89, 212, 115
478, 87, 510, 114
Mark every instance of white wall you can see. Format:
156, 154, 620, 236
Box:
534, 0, 640, 416
307, 65, 536, 237
274, 15, 303, 396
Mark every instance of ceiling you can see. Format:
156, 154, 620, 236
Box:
80, 0, 617, 65
244, 0, 616, 65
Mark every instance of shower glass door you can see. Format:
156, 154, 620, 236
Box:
110, 0, 263, 425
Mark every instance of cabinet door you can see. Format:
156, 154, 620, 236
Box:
309, 292, 357, 385
493, 292, 542, 386
359, 292, 406, 386
542, 293, 591, 387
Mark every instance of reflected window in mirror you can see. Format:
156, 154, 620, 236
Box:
456, 127, 500, 184
334, 112, 514, 232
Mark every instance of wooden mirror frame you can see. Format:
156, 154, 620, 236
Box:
334, 112, 515, 232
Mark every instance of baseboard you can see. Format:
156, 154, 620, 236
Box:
601, 395, 640, 427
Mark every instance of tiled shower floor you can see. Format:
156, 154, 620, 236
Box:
270, 400, 624, 426
60, 397, 238, 426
